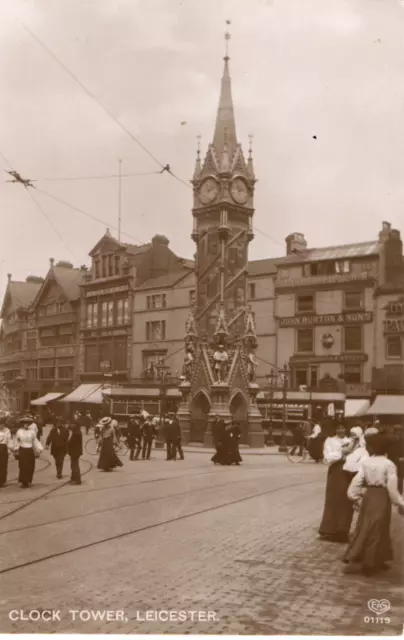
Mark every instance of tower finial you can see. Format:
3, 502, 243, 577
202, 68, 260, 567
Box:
248, 134, 253, 158
193, 134, 202, 180
196, 134, 201, 158
224, 20, 231, 60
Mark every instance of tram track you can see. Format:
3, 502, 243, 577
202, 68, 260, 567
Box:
0, 467, 296, 535
0, 477, 323, 575
0, 458, 95, 521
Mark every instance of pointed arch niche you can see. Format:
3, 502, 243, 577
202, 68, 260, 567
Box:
190, 390, 211, 443
229, 390, 248, 444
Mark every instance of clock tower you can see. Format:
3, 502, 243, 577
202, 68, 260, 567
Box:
178, 29, 264, 447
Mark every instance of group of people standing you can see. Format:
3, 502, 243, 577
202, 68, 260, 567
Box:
211, 417, 242, 466
0, 412, 83, 488
318, 422, 404, 576
126, 412, 184, 461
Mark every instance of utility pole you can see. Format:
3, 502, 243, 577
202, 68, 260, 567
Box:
279, 363, 289, 453
118, 158, 122, 241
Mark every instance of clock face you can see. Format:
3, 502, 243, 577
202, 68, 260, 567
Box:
230, 178, 249, 204
199, 178, 218, 204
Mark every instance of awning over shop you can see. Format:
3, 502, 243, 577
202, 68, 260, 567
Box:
256, 390, 345, 402
31, 392, 65, 406
59, 383, 103, 403
103, 387, 181, 399
85, 386, 111, 404
344, 399, 370, 418
367, 395, 404, 416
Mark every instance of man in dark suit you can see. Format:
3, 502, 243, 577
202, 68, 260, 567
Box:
127, 414, 142, 461
170, 413, 184, 461
67, 422, 83, 484
141, 417, 155, 460
46, 417, 69, 479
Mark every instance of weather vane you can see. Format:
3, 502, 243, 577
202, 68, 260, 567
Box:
224, 19, 231, 59
248, 134, 254, 157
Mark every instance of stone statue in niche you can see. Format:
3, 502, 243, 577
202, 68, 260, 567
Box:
213, 344, 229, 383
182, 347, 194, 382
246, 349, 258, 383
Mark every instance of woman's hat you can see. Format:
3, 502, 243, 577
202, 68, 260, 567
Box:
99, 416, 112, 426
19, 415, 33, 424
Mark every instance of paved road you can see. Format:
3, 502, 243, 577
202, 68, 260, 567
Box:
0, 443, 402, 635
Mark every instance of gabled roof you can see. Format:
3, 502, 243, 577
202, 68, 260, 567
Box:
277, 241, 380, 265
32, 266, 84, 309
137, 269, 194, 291
88, 228, 151, 258
0, 280, 42, 318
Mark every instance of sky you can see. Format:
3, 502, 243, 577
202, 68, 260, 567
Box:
1, 0, 404, 301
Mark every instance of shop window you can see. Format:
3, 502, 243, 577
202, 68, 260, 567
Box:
297, 294, 314, 313
114, 255, 121, 275
101, 301, 108, 327
386, 335, 402, 359
87, 302, 98, 328
342, 364, 362, 384
39, 367, 55, 380
58, 367, 74, 379
344, 326, 362, 351
344, 291, 363, 310
297, 328, 313, 352
295, 368, 308, 387
107, 301, 114, 326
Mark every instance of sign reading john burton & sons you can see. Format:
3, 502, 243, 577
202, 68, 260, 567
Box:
279, 311, 373, 328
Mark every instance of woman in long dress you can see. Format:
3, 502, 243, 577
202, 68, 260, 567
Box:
0, 417, 13, 487
318, 423, 354, 542
307, 421, 324, 462
97, 417, 123, 472
211, 417, 226, 465
343, 434, 404, 575
15, 416, 37, 488
225, 422, 242, 466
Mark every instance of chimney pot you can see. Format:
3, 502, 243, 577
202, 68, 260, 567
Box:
7, 273, 11, 282
50, 257, 55, 267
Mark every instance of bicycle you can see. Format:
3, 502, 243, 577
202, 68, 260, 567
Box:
85, 437, 129, 457
286, 439, 326, 464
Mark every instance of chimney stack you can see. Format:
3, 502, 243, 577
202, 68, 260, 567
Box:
285, 233, 307, 256
49, 257, 55, 267
7, 273, 11, 283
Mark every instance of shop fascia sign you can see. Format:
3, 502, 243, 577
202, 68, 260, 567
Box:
290, 353, 368, 363
86, 285, 128, 298
383, 298, 404, 334
279, 311, 373, 328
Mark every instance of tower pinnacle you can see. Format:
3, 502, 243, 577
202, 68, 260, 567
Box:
212, 23, 237, 161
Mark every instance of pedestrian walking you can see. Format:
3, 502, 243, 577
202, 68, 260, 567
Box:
67, 422, 83, 485
127, 414, 142, 461
318, 423, 355, 543
169, 414, 184, 461
15, 416, 39, 488
343, 433, 404, 575
141, 417, 155, 460
225, 421, 242, 465
289, 421, 307, 457
46, 418, 69, 479
97, 416, 123, 471
0, 416, 13, 487
306, 421, 324, 462
33, 413, 43, 440
211, 415, 226, 465
83, 411, 93, 435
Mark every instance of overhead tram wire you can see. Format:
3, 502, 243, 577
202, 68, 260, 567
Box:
0, 170, 163, 184
17, 18, 165, 171
35, 186, 146, 246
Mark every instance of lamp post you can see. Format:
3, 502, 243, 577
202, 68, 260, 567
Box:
278, 363, 290, 453
264, 370, 276, 446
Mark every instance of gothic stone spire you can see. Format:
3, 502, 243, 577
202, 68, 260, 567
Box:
212, 52, 237, 163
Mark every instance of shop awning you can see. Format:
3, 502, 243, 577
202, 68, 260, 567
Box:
344, 399, 370, 418
367, 395, 404, 416
256, 390, 345, 402
85, 386, 111, 404
31, 392, 65, 406
59, 383, 103, 403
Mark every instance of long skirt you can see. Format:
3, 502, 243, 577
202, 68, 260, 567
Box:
211, 443, 227, 465
307, 437, 324, 462
319, 461, 354, 541
97, 438, 123, 471
344, 487, 393, 572
18, 447, 35, 486
0, 444, 8, 486
226, 441, 242, 465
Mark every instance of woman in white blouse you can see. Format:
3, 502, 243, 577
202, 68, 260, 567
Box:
318, 423, 354, 542
343, 433, 404, 575
0, 416, 13, 487
342, 426, 368, 475
15, 416, 37, 488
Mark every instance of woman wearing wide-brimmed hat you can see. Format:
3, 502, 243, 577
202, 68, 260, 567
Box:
97, 416, 123, 472
15, 415, 37, 488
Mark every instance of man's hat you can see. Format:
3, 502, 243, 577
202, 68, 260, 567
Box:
99, 416, 112, 426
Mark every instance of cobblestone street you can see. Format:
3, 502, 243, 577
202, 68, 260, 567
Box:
0, 444, 402, 635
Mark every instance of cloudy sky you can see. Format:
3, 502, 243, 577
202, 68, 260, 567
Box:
1, 0, 404, 300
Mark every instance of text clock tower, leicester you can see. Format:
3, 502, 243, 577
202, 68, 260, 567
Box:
178, 31, 264, 447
